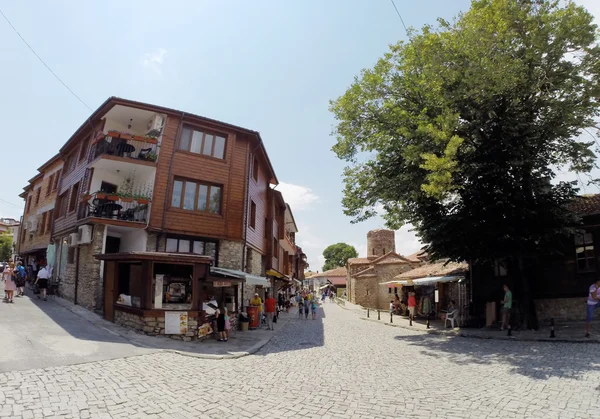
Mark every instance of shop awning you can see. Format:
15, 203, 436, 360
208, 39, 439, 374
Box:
210, 267, 270, 287
266, 269, 284, 278
379, 280, 413, 286
246, 274, 270, 287
293, 278, 302, 285
412, 275, 464, 286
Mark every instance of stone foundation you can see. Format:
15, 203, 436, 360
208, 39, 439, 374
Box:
218, 240, 244, 270
114, 310, 205, 341
535, 298, 587, 322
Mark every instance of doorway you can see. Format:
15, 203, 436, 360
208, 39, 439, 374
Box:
105, 236, 121, 254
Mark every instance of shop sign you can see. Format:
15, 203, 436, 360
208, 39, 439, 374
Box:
213, 280, 232, 287
165, 311, 188, 334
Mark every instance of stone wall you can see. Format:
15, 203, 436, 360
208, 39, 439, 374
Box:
353, 276, 379, 308
535, 298, 587, 322
76, 225, 105, 312
218, 240, 243, 270
114, 310, 201, 342
246, 247, 263, 275
367, 229, 396, 259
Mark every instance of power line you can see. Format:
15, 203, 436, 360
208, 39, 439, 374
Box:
390, 0, 409, 35
0, 8, 92, 112
0, 197, 23, 208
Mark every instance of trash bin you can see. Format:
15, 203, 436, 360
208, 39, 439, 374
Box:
247, 306, 260, 329
240, 321, 249, 332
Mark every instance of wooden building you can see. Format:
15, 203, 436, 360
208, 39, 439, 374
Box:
18, 97, 307, 328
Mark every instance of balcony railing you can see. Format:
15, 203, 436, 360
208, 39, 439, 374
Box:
90, 131, 158, 164
78, 192, 150, 223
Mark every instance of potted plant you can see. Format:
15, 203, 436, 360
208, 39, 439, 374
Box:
81, 193, 92, 202
119, 193, 134, 203
134, 194, 151, 205
145, 137, 159, 145
120, 133, 133, 141
96, 191, 107, 200
145, 152, 158, 162
119, 176, 135, 203
107, 194, 120, 201
107, 130, 120, 138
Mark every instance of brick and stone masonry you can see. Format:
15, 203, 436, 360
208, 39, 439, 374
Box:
367, 229, 396, 259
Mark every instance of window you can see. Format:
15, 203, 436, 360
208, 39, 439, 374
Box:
576, 232, 595, 271
40, 213, 47, 235
46, 174, 54, 196
494, 259, 508, 277
178, 126, 226, 159
46, 210, 53, 234
57, 191, 68, 217
65, 153, 76, 174
67, 247, 75, 264
79, 135, 91, 161
34, 189, 41, 206
26, 196, 32, 214
165, 236, 217, 259
252, 156, 259, 181
171, 178, 222, 214
250, 201, 257, 229
69, 182, 80, 213
52, 170, 61, 191
273, 238, 278, 259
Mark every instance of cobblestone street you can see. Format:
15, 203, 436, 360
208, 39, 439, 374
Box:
2, 302, 600, 419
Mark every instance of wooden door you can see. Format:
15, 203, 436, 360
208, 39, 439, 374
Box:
104, 261, 116, 321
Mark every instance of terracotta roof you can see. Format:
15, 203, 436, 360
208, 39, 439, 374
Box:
370, 251, 411, 265
309, 267, 347, 278
403, 250, 428, 263
355, 267, 375, 277
348, 258, 371, 264
376, 259, 413, 265
329, 277, 346, 286
396, 261, 468, 279
568, 194, 600, 217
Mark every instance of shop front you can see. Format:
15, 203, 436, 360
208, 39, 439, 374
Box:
96, 251, 215, 341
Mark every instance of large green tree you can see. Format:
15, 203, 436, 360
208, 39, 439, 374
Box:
330, 0, 600, 329
322, 243, 358, 271
0, 234, 12, 262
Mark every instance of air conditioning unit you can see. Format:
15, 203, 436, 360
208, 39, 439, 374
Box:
146, 114, 165, 136
78, 225, 93, 245
68, 233, 79, 247
30, 220, 38, 232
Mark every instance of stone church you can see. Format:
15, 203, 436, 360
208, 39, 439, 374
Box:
346, 229, 427, 309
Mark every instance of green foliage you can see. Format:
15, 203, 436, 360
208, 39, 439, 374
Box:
0, 234, 12, 261
322, 243, 358, 271
330, 0, 600, 264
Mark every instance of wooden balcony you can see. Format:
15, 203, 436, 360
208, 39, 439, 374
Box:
78, 192, 150, 228
89, 131, 158, 166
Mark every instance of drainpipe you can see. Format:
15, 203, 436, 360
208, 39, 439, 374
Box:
160, 113, 186, 238
74, 246, 80, 305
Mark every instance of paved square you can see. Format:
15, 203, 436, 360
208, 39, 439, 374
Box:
1, 302, 599, 418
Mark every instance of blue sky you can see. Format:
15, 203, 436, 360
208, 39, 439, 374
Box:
1, 0, 598, 271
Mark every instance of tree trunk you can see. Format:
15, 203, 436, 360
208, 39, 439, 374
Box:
515, 256, 539, 330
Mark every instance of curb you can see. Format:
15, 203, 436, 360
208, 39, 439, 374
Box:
360, 316, 600, 344
49, 294, 292, 359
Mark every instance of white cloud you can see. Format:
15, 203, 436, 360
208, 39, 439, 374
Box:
395, 224, 423, 257
141, 48, 168, 75
276, 182, 319, 211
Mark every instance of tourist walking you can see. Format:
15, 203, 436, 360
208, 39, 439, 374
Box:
296, 294, 303, 318
311, 297, 318, 320
2, 262, 17, 303
304, 294, 311, 320
500, 284, 512, 331
224, 307, 230, 340
35, 264, 50, 301
16, 261, 26, 297
264, 293, 277, 330
408, 292, 417, 324
216, 306, 227, 342
586, 279, 600, 338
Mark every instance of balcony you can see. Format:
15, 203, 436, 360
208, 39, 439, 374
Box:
90, 131, 158, 166
78, 192, 150, 227
280, 233, 296, 254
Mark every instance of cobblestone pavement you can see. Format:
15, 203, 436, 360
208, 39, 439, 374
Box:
2, 302, 600, 419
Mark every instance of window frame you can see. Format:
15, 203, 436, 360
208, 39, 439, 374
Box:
79, 134, 91, 161
575, 232, 596, 272
164, 235, 219, 260
250, 200, 257, 229
177, 125, 227, 160
252, 156, 259, 181
34, 188, 41, 207
68, 182, 80, 213
170, 177, 223, 215
52, 170, 61, 192
46, 174, 55, 197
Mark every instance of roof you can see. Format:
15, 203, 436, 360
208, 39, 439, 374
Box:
403, 250, 428, 263
347, 257, 372, 265
308, 267, 347, 278
355, 267, 376, 277
568, 194, 600, 217
285, 203, 299, 233
328, 277, 347, 286
59, 96, 279, 184
37, 154, 62, 172
396, 261, 468, 280
94, 251, 213, 264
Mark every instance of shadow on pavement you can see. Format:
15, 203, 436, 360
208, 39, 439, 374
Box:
393, 332, 595, 381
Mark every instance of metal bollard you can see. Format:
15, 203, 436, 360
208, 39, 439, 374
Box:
409, 316, 412, 326
367, 308, 370, 318
390, 312, 393, 323
426, 317, 430, 329
378, 310, 380, 320
550, 318, 556, 338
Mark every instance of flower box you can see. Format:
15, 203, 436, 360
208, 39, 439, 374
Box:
107, 131, 120, 138
107, 195, 120, 201
145, 137, 159, 145
136, 198, 150, 205
81, 194, 92, 202
120, 197, 134, 203
96, 192, 107, 200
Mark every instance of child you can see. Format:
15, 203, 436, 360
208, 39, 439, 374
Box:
311, 298, 318, 320
298, 298, 304, 319
390, 300, 394, 314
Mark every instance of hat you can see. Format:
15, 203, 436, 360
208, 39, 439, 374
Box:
254, 293, 259, 296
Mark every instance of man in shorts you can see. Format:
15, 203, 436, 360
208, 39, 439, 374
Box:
585, 279, 600, 338
407, 292, 417, 324
35, 264, 50, 301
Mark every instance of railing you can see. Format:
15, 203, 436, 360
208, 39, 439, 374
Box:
79, 192, 150, 223
90, 131, 158, 163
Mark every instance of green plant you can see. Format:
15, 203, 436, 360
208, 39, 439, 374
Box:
145, 153, 158, 162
